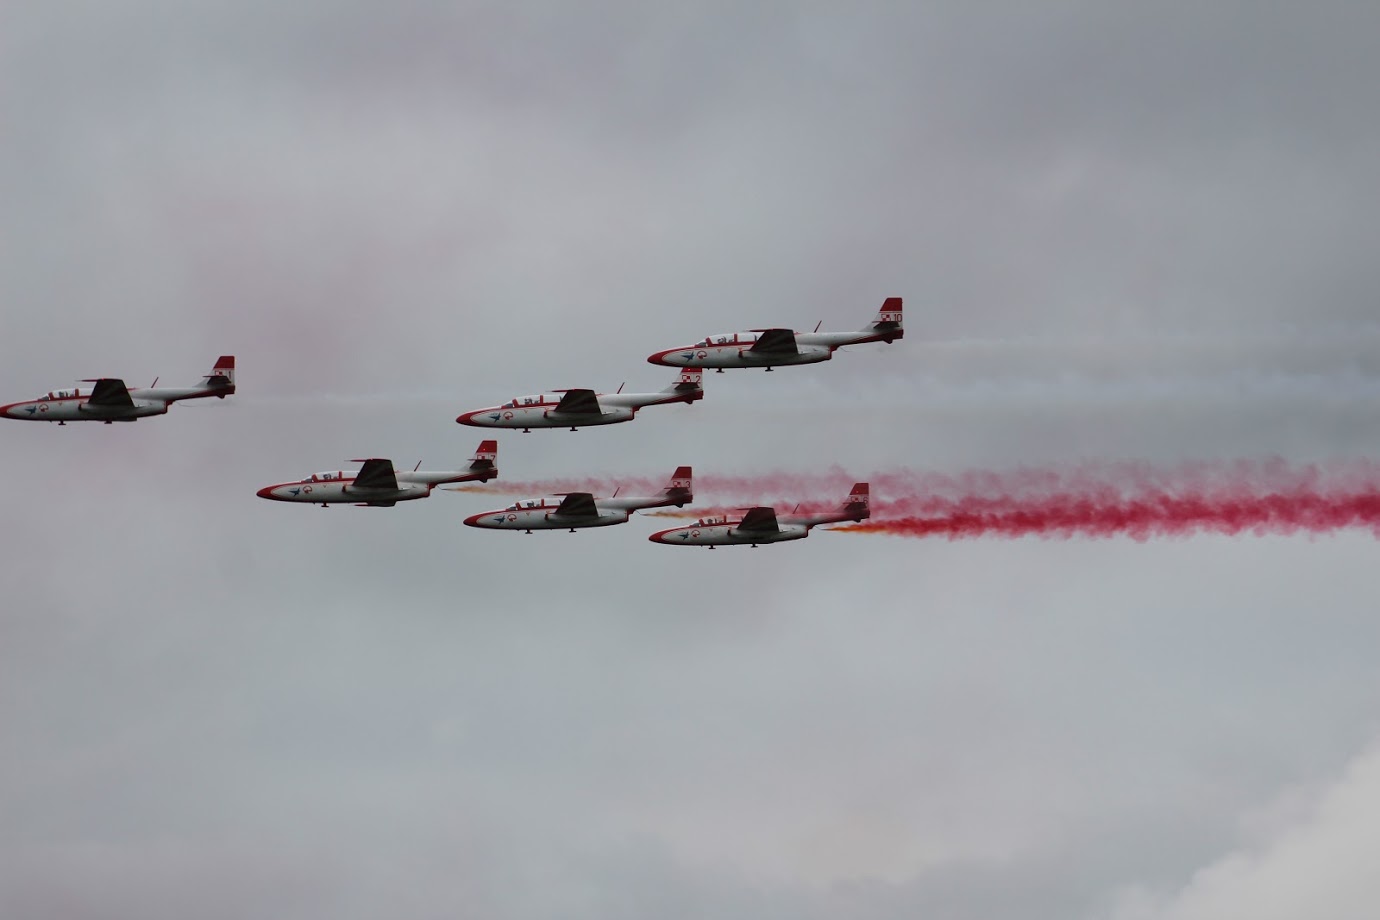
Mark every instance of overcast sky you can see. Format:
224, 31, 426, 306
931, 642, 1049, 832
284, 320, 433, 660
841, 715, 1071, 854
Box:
5, 3, 1380, 918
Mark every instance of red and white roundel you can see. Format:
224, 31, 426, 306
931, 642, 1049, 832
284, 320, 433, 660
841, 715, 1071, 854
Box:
303, 485, 313, 493
38, 403, 48, 412
696, 350, 707, 360
507, 513, 517, 522
690, 530, 701, 538
503, 411, 514, 420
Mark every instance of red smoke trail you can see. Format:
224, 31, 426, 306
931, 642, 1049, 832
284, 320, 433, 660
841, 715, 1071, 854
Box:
839, 460, 1380, 540
842, 493, 1380, 540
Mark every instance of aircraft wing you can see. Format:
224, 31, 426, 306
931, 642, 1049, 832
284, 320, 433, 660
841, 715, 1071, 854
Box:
736, 506, 781, 532
351, 458, 399, 491
85, 378, 135, 408
553, 492, 600, 519
553, 388, 600, 415
748, 328, 798, 355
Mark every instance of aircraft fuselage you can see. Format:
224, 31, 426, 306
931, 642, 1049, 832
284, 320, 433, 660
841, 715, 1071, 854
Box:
257, 470, 489, 505
0, 386, 227, 422
647, 298, 903, 369
4, 357, 235, 423
463, 492, 687, 532
456, 391, 697, 430
650, 330, 903, 370
648, 521, 813, 546
464, 507, 633, 531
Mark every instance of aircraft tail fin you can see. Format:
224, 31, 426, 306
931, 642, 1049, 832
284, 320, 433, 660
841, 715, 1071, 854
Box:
861, 298, 903, 341
661, 466, 693, 503
662, 367, 704, 401
201, 356, 236, 392
841, 482, 870, 520
467, 439, 498, 480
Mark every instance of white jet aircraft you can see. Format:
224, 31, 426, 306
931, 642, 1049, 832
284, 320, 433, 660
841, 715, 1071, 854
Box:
649, 483, 870, 547
257, 440, 498, 507
1, 356, 236, 424
455, 368, 703, 431
463, 466, 692, 533
647, 298, 902, 371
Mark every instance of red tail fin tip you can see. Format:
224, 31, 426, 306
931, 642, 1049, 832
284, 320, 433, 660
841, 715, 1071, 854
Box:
668, 466, 693, 491
204, 355, 236, 387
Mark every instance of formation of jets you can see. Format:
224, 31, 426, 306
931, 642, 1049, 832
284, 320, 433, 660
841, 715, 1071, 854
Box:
5, 298, 902, 548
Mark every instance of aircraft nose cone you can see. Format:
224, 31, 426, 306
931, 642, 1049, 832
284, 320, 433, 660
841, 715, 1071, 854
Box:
456, 410, 481, 425
256, 485, 281, 500
646, 349, 678, 367
0, 402, 23, 418
462, 513, 487, 527
647, 528, 674, 543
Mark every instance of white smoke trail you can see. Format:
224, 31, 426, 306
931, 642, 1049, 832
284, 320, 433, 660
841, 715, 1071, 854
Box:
222, 324, 1380, 413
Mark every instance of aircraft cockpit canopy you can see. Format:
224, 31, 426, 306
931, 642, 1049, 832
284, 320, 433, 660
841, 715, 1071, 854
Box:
505, 395, 549, 408
506, 498, 548, 510
697, 333, 757, 347
45, 388, 81, 400
310, 471, 344, 482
